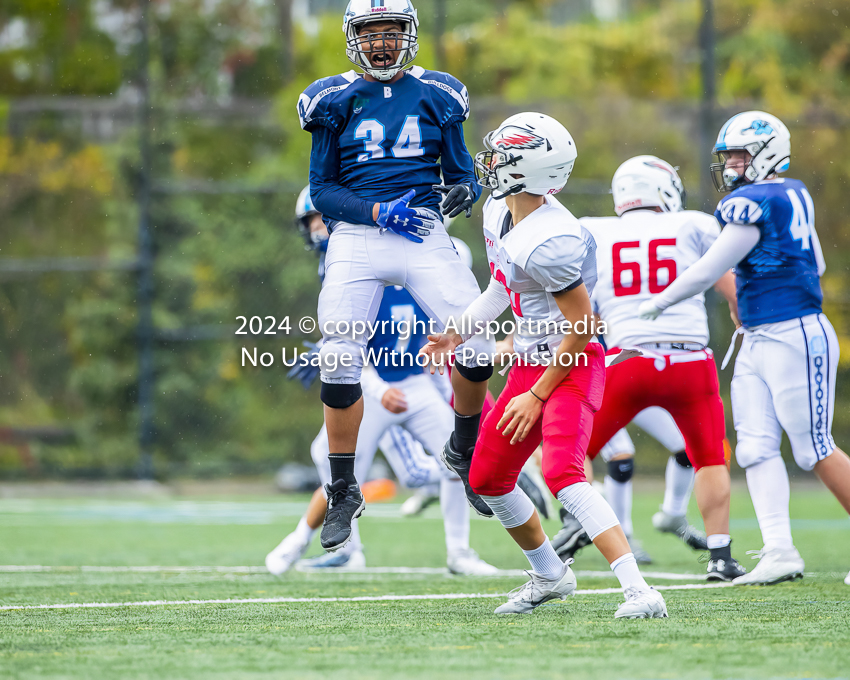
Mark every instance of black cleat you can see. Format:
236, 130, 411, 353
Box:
441, 438, 493, 518
551, 509, 592, 561
517, 470, 550, 520
706, 557, 747, 582
320, 479, 365, 552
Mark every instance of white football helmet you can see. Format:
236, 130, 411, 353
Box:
474, 112, 577, 199
343, 0, 419, 82
711, 111, 791, 192
612, 155, 685, 216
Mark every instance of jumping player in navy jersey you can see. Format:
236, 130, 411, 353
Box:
639, 111, 850, 586
266, 188, 496, 575
299, 0, 496, 552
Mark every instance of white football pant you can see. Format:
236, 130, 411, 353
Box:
732, 313, 838, 471
318, 221, 495, 383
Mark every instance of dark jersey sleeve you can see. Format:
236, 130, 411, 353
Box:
440, 122, 482, 203
309, 126, 377, 227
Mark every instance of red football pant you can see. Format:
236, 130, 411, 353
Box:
587, 350, 726, 470
469, 343, 606, 497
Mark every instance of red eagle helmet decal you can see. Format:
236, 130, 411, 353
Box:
643, 160, 676, 177
492, 126, 546, 151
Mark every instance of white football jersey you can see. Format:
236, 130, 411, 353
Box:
483, 195, 597, 360
581, 210, 720, 349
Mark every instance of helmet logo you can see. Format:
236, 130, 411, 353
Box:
742, 120, 773, 136
644, 160, 675, 177
493, 127, 545, 151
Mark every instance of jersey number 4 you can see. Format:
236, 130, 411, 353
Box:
613, 239, 677, 297
355, 116, 424, 163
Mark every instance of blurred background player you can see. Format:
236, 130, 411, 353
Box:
640, 112, 850, 586
423, 113, 667, 619
552, 407, 707, 565
581, 156, 746, 582
298, 0, 496, 552
266, 188, 496, 575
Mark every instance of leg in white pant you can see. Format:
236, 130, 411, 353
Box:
732, 352, 794, 552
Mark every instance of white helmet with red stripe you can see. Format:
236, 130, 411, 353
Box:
612, 155, 685, 216
474, 112, 577, 199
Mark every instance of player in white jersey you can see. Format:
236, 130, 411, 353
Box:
580, 156, 746, 581
422, 113, 667, 619
639, 111, 850, 586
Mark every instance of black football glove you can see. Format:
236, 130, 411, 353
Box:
432, 183, 475, 219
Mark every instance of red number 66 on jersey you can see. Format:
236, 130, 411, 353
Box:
612, 239, 678, 297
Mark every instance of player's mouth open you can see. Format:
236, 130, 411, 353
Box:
372, 52, 392, 66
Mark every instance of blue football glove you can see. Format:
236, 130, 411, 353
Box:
433, 183, 475, 219
287, 341, 322, 389
376, 190, 435, 243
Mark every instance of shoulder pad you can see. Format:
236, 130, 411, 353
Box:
297, 72, 359, 132
716, 185, 771, 226
406, 66, 470, 122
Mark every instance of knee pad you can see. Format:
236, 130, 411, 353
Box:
454, 361, 493, 383
607, 458, 634, 484
318, 339, 363, 383
320, 382, 362, 409
480, 486, 535, 529
673, 450, 693, 469
735, 435, 778, 470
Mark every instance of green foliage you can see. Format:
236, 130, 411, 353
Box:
1, 1, 850, 476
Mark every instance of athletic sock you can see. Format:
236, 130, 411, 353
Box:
746, 457, 794, 552
293, 516, 317, 545
328, 453, 357, 486
603, 476, 634, 537
440, 477, 470, 553
610, 552, 649, 591
708, 534, 732, 562
661, 452, 694, 517
522, 539, 565, 580
451, 411, 481, 454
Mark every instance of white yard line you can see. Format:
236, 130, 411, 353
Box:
0, 582, 734, 612
0, 565, 705, 580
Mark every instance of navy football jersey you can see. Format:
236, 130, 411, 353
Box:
366, 286, 430, 383
715, 178, 825, 326
298, 66, 479, 221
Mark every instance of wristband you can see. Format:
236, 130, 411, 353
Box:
529, 389, 546, 404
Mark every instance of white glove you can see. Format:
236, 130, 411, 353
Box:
637, 299, 663, 320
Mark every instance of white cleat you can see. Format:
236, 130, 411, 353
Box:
844, 570, 850, 586
615, 587, 668, 619
265, 532, 310, 576
732, 548, 805, 586
447, 548, 499, 576
494, 563, 577, 614
400, 490, 439, 517
297, 548, 366, 571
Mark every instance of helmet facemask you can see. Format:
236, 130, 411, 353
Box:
345, 18, 418, 81
473, 133, 527, 200
710, 139, 789, 192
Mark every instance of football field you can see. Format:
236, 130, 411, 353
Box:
1, 484, 848, 680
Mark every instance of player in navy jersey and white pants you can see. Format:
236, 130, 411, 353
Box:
299, 0, 496, 552
640, 111, 850, 586
265, 189, 496, 575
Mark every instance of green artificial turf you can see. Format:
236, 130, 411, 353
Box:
0, 486, 848, 679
